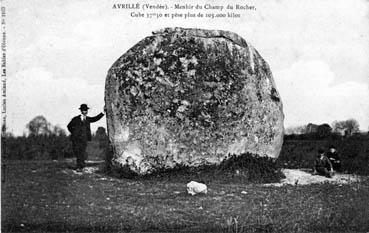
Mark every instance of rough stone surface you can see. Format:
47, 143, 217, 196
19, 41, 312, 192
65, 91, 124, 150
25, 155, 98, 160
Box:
105, 27, 284, 175
187, 181, 208, 195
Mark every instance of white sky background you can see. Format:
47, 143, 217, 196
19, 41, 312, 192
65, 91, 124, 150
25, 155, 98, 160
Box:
5, 0, 369, 135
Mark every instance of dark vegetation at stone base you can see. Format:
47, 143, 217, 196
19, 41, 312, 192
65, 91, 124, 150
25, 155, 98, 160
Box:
109, 153, 285, 184
2, 160, 369, 233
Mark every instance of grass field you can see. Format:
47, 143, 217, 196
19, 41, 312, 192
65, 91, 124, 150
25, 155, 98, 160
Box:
2, 159, 369, 233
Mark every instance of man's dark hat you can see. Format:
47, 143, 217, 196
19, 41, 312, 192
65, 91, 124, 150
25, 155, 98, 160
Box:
318, 148, 325, 154
79, 104, 89, 111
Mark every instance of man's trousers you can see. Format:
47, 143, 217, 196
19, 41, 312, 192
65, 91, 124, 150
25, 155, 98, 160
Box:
316, 167, 332, 178
72, 141, 87, 168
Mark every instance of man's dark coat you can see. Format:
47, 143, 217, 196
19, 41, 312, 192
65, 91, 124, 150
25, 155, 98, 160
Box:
67, 113, 104, 142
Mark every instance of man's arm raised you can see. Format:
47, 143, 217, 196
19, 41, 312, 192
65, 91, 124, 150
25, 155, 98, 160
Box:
88, 112, 105, 123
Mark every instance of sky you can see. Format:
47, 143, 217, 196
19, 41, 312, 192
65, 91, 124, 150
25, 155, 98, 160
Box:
4, 0, 369, 135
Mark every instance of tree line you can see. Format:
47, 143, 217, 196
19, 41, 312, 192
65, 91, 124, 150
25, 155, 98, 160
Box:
1, 115, 108, 160
285, 118, 362, 137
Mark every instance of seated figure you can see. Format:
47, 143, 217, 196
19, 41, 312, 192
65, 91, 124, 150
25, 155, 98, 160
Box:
313, 148, 334, 178
326, 145, 341, 172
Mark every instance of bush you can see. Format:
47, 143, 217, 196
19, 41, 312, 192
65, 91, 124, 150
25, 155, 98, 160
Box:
1, 134, 73, 160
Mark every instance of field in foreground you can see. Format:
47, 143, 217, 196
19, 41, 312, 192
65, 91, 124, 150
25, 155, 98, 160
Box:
2, 160, 369, 233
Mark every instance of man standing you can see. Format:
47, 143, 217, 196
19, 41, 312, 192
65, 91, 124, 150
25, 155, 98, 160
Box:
67, 104, 105, 170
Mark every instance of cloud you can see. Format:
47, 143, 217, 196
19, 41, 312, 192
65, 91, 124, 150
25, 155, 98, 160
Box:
7, 67, 105, 135
253, 0, 369, 84
274, 60, 369, 130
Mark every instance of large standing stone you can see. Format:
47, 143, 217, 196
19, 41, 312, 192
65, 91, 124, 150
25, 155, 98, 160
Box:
105, 27, 284, 175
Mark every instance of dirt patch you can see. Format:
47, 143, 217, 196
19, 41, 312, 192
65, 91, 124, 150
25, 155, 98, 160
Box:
264, 169, 362, 186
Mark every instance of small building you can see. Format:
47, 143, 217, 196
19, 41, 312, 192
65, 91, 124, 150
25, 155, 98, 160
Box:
306, 123, 332, 138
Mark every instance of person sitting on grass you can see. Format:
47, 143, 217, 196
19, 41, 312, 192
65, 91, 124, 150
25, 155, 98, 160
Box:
326, 145, 341, 172
312, 148, 334, 178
